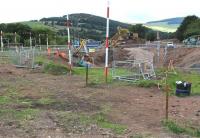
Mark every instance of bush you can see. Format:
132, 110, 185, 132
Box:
43, 61, 69, 75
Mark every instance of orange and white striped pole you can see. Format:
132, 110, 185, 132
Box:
67, 14, 72, 75
105, 0, 110, 83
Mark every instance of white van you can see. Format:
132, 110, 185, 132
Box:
167, 42, 175, 48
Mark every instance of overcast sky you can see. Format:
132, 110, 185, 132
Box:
0, 0, 200, 23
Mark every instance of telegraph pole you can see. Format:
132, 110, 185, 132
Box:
39, 34, 41, 51
30, 32, 32, 49
14, 32, 18, 52
0, 30, 3, 52
157, 31, 160, 66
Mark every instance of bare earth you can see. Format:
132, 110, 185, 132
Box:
0, 65, 200, 138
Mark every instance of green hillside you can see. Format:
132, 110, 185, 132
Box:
145, 17, 184, 32
21, 21, 53, 30
144, 22, 179, 32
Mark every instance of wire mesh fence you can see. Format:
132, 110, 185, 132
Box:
112, 60, 156, 82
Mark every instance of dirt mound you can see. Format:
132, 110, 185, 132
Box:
166, 48, 200, 68
0, 65, 28, 75
94, 47, 154, 66
93, 48, 129, 66
125, 48, 154, 62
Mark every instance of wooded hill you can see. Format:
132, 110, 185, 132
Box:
40, 13, 131, 41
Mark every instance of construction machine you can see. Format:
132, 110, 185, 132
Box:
73, 39, 94, 67
110, 27, 130, 47
183, 35, 200, 45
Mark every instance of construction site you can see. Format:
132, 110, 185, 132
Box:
1, 5, 200, 138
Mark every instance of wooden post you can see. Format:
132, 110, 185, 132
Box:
165, 84, 169, 120
165, 72, 169, 120
86, 64, 89, 86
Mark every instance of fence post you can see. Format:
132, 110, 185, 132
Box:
86, 64, 89, 86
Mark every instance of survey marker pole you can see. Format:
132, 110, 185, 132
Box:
105, 0, 110, 83
67, 14, 72, 75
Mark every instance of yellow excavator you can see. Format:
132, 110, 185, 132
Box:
73, 39, 94, 67
110, 27, 130, 47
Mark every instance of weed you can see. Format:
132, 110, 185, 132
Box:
93, 112, 126, 134
0, 96, 12, 105
162, 120, 200, 137
56, 111, 126, 135
0, 108, 39, 121
73, 67, 112, 84
37, 97, 55, 105
135, 80, 157, 88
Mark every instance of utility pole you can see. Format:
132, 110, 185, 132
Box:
14, 32, 18, 52
0, 30, 3, 52
157, 31, 160, 66
39, 34, 41, 51
30, 32, 32, 49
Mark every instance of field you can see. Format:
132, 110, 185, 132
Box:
0, 61, 200, 138
21, 21, 56, 31
144, 22, 179, 32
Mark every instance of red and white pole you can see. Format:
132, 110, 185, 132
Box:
105, 0, 110, 83
67, 14, 72, 74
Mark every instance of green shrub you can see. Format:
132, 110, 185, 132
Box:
43, 61, 69, 75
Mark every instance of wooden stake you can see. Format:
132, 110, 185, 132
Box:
86, 64, 89, 86
165, 84, 169, 120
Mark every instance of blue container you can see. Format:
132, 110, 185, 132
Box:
175, 81, 191, 96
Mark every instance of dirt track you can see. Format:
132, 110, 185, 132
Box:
0, 65, 200, 138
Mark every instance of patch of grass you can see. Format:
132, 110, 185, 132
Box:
6, 86, 20, 98
56, 111, 126, 135
21, 21, 54, 30
135, 80, 158, 88
37, 97, 56, 105
73, 67, 112, 84
162, 120, 200, 137
35, 56, 69, 75
162, 120, 185, 134
0, 96, 12, 105
0, 108, 39, 121
35, 56, 48, 65
43, 61, 69, 75
94, 113, 126, 134
156, 68, 200, 95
